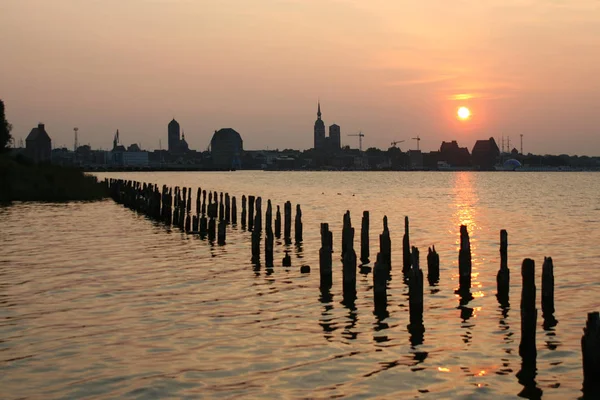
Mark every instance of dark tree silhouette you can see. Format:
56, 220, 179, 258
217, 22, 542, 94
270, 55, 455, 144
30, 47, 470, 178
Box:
0, 99, 13, 152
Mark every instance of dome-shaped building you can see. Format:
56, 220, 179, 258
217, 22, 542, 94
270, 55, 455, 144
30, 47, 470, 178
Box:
210, 128, 243, 169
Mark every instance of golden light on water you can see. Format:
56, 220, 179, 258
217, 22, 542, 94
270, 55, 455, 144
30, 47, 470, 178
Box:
438, 367, 451, 372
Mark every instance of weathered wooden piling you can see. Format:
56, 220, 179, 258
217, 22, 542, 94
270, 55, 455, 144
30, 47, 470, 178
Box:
284, 201, 292, 244
192, 215, 199, 232
255, 197, 262, 233
342, 211, 351, 259
403, 216, 411, 273
231, 196, 237, 225
408, 246, 424, 328
342, 212, 357, 300
219, 192, 224, 221
208, 191, 213, 207
373, 252, 387, 305
185, 214, 191, 233
208, 217, 216, 241
519, 258, 537, 360
275, 205, 282, 238
361, 211, 370, 264
497, 229, 510, 300
186, 188, 191, 214
380, 216, 391, 272
541, 257, 557, 327
202, 190, 207, 215
182, 187, 187, 213
427, 246, 440, 283
251, 204, 261, 263
225, 193, 231, 223
265, 200, 274, 267
196, 188, 201, 215
319, 223, 333, 290
283, 250, 291, 267
248, 195, 255, 231
217, 219, 226, 245
458, 225, 472, 291
294, 204, 302, 244
199, 215, 208, 237
241, 195, 247, 229
582, 311, 600, 395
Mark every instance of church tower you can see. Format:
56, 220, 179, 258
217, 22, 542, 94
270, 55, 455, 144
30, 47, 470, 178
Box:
314, 102, 326, 150
168, 118, 180, 153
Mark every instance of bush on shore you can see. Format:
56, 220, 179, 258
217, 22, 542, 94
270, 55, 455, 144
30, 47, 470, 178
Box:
0, 154, 109, 202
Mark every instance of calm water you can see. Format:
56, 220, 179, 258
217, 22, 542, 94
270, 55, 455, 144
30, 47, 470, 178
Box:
1, 171, 599, 399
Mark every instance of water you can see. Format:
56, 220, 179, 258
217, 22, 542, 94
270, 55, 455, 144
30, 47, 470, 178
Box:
1, 171, 599, 399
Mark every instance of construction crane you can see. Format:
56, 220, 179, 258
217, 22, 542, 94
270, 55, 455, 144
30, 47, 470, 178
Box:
348, 131, 365, 152
391, 140, 405, 148
412, 135, 421, 151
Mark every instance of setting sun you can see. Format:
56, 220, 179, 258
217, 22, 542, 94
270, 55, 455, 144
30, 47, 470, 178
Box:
458, 106, 471, 120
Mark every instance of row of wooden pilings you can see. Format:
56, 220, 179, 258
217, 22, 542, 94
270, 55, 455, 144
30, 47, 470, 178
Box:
106, 178, 599, 396
106, 179, 304, 267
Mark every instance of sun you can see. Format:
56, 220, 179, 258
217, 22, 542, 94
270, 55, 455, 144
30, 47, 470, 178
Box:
457, 106, 471, 120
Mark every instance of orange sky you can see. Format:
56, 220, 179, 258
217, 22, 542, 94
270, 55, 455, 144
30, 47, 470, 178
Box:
1, 0, 599, 154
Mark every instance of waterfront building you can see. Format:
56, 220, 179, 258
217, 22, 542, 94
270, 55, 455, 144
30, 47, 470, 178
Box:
210, 128, 243, 169
439, 140, 471, 167
472, 137, 500, 170
25, 123, 52, 163
168, 119, 180, 152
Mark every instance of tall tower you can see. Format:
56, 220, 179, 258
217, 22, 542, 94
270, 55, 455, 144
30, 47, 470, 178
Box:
314, 102, 326, 150
329, 124, 340, 150
168, 118, 180, 152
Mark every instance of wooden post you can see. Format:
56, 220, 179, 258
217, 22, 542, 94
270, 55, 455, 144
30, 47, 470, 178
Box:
248, 195, 255, 231
208, 217, 216, 241
294, 204, 303, 244
283, 250, 291, 267
196, 187, 201, 216
187, 188, 191, 214
403, 216, 411, 273
241, 195, 247, 230
458, 225, 472, 291
517, 258, 538, 397
231, 196, 237, 225
199, 215, 208, 238
182, 187, 187, 213
497, 229, 510, 301
380, 216, 391, 272
409, 246, 424, 328
361, 211, 370, 264
202, 190, 207, 216
541, 257, 557, 328
218, 219, 226, 245
275, 205, 282, 238
427, 246, 440, 284
219, 192, 224, 221
319, 223, 333, 290
255, 197, 262, 233
265, 200, 273, 268
519, 258, 537, 359
342, 211, 350, 259
251, 207, 261, 263
192, 215, 198, 232
225, 193, 231, 223
284, 201, 292, 244
185, 214, 191, 233
373, 252, 387, 305
582, 311, 600, 395
342, 212, 357, 301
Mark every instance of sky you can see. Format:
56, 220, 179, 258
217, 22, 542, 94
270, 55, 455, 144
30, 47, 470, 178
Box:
1, 0, 599, 155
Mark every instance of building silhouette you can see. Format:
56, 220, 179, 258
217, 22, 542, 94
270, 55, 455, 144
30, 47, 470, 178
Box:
314, 102, 326, 150
313, 102, 340, 151
472, 137, 500, 170
167, 119, 189, 154
210, 128, 243, 169
25, 123, 52, 163
329, 124, 341, 150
